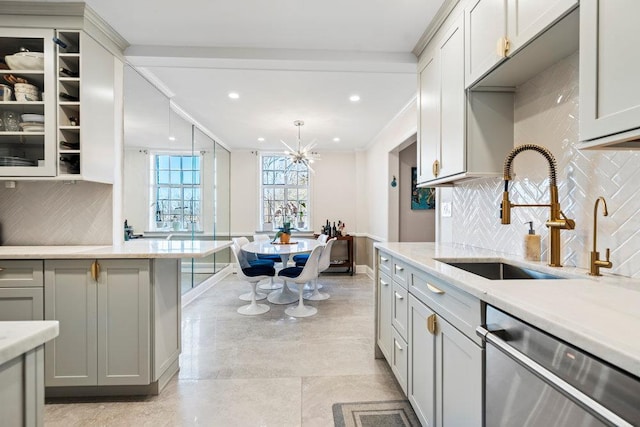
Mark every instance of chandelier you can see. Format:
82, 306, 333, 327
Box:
281, 120, 320, 172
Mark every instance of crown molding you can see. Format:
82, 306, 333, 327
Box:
412, 0, 461, 57
0, 1, 85, 16
84, 4, 129, 52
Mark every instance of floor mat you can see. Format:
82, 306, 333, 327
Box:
332, 400, 420, 427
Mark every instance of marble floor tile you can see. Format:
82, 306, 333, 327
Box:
44, 273, 401, 426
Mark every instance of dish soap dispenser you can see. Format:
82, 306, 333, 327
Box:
524, 221, 540, 261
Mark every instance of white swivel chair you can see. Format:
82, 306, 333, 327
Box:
293, 233, 328, 290
230, 244, 274, 315
304, 237, 336, 301
278, 244, 324, 317
253, 234, 284, 291
232, 237, 269, 301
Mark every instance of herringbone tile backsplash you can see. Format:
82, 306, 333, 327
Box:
452, 52, 640, 278
0, 181, 112, 245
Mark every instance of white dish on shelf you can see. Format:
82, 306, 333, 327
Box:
20, 114, 44, 123
19, 122, 45, 132
4, 53, 44, 71
14, 92, 40, 102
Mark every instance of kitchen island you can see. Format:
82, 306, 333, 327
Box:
374, 242, 640, 426
0, 321, 58, 427
0, 240, 232, 397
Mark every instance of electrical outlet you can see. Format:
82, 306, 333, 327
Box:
441, 202, 452, 217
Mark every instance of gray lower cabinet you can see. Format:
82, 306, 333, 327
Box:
377, 271, 393, 361
0, 345, 45, 427
44, 259, 150, 387
0, 260, 44, 321
408, 294, 482, 427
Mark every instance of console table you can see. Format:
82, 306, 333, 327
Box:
314, 234, 354, 275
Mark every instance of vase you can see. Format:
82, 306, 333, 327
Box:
280, 233, 291, 244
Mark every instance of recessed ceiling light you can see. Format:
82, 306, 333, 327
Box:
228, 92, 240, 99
257, 137, 265, 142
333, 137, 340, 142
168, 136, 176, 141
349, 94, 360, 102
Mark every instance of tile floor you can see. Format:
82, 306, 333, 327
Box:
44, 273, 405, 426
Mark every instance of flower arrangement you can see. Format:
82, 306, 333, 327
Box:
272, 202, 300, 242
273, 220, 297, 243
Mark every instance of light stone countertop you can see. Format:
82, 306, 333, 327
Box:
374, 242, 640, 378
0, 321, 59, 365
0, 240, 233, 259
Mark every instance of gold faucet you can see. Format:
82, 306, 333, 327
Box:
500, 144, 575, 267
589, 197, 613, 276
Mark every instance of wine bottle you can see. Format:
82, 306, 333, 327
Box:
332, 222, 337, 237
59, 67, 79, 78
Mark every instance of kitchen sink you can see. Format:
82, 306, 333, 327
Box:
442, 261, 564, 280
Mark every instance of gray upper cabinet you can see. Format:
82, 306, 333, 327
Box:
579, 0, 640, 149
465, 0, 508, 87
465, 0, 577, 89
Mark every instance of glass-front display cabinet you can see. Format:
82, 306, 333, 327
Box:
0, 28, 56, 176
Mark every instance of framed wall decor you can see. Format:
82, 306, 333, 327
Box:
411, 167, 435, 210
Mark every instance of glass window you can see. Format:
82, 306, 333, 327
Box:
260, 154, 310, 230
152, 154, 202, 230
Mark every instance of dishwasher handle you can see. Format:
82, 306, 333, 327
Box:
476, 326, 632, 427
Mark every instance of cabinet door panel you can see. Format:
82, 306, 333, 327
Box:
507, 0, 577, 54
377, 272, 393, 361
0, 288, 43, 320
418, 47, 440, 183
439, 15, 465, 179
0, 260, 44, 288
437, 318, 483, 427
465, 0, 507, 86
580, 0, 640, 142
44, 260, 97, 387
408, 295, 436, 427
97, 260, 150, 386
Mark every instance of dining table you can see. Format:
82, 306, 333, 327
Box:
241, 237, 324, 304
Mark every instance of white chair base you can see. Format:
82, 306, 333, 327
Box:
284, 281, 317, 317
239, 291, 267, 301
258, 277, 283, 291
304, 290, 330, 301
267, 284, 299, 304
238, 303, 270, 316
302, 282, 322, 291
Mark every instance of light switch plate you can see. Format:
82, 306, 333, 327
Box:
441, 202, 452, 217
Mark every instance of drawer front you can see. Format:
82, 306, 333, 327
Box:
410, 269, 482, 345
378, 251, 393, 276
0, 287, 44, 320
0, 260, 44, 288
377, 271, 394, 362
391, 328, 408, 395
393, 259, 408, 289
392, 282, 408, 340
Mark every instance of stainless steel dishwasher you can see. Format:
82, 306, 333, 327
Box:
477, 305, 640, 427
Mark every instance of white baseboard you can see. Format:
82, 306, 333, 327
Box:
357, 264, 374, 279
181, 264, 233, 307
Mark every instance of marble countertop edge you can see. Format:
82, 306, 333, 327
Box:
0, 321, 59, 365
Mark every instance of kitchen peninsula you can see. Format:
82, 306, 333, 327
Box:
0, 240, 231, 397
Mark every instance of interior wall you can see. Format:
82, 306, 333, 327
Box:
0, 181, 112, 245
450, 52, 640, 279
399, 142, 435, 242
363, 99, 417, 241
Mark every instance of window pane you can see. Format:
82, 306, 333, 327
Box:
170, 171, 181, 184
182, 156, 195, 170
287, 188, 297, 201
157, 156, 170, 170
170, 187, 181, 199
298, 171, 308, 186
157, 187, 169, 200
157, 170, 170, 185
170, 156, 181, 169
184, 188, 193, 200
183, 171, 193, 184
298, 189, 308, 201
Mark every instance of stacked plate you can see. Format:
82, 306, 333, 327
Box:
0, 156, 37, 166
19, 113, 44, 132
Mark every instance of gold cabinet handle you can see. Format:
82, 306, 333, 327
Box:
427, 283, 444, 295
432, 160, 440, 177
394, 292, 404, 300
427, 314, 438, 335
90, 260, 100, 281
395, 340, 403, 351
497, 36, 510, 57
